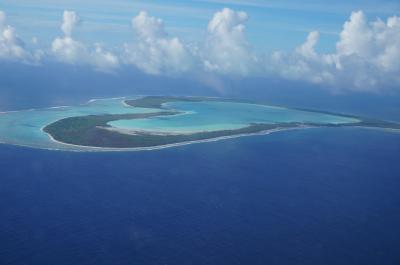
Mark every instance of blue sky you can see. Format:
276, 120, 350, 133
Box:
2, 0, 399, 53
0, 0, 400, 93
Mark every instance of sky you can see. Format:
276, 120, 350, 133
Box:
0, 0, 400, 93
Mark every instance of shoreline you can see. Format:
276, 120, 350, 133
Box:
0, 96, 130, 114
2, 95, 399, 152
40, 125, 314, 152
17, 125, 400, 153
0, 123, 397, 153
0, 94, 222, 114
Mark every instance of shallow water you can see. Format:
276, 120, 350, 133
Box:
0, 97, 358, 151
110, 101, 358, 133
0, 98, 155, 151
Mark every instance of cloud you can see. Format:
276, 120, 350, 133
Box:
296, 31, 320, 59
123, 9, 258, 76
269, 11, 400, 91
268, 31, 336, 85
202, 8, 257, 75
92, 44, 120, 71
2, 8, 400, 92
0, 10, 41, 62
52, 10, 119, 72
61, 10, 80, 37
123, 11, 193, 75
132, 11, 166, 40
52, 35, 86, 64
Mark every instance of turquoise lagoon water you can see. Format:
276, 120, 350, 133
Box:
109, 101, 359, 133
0, 97, 359, 151
0, 98, 156, 151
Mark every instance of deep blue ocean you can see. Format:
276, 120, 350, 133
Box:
1, 127, 400, 265
1, 65, 400, 265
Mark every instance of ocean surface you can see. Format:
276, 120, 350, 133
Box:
1, 126, 400, 265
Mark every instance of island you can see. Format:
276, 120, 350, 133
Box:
43, 96, 400, 149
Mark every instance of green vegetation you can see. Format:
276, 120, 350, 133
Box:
44, 113, 299, 148
43, 96, 400, 149
43, 111, 179, 148
125, 96, 224, 109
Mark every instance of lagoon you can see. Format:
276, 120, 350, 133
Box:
0, 96, 365, 151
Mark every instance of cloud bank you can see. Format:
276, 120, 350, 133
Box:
270, 11, 400, 91
1, 8, 400, 92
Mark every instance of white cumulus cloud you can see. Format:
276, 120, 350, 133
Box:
296, 31, 320, 59
2, 8, 400, 93
203, 8, 257, 76
269, 11, 400, 91
0, 10, 41, 63
61, 10, 79, 37
52, 35, 86, 64
123, 11, 193, 75
52, 10, 119, 72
